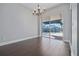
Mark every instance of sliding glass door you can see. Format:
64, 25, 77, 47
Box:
41, 19, 50, 38
41, 16, 63, 40
50, 19, 63, 40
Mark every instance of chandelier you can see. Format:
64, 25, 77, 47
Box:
32, 4, 46, 16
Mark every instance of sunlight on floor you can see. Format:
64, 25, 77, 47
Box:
40, 37, 70, 56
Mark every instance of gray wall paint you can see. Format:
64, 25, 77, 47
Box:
0, 5, 2, 42
44, 4, 72, 42
0, 4, 38, 43
77, 3, 79, 56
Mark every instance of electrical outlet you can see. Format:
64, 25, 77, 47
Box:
1, 35, 5, 41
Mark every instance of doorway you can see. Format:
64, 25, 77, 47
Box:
41, 15, 63, 40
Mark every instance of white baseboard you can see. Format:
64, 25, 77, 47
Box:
63, 40, 74, 56
68, 40, 74, 56
63, 40, 69, 43
0, 35, 38, 46
70, 45, 74, 56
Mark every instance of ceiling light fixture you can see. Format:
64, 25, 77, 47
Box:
32, 4, 46, 16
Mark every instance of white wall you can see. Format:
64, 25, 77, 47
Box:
0, 4, 38, 43
71, 3, 77, 56
44, 4, 72, 42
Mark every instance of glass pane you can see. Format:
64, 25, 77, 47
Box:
50, 19, 63, 40
41, 20, 50, 38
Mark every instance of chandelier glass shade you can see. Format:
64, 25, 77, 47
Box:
32, 4, 46, 16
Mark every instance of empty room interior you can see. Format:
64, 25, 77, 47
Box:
0, 3, 79, 56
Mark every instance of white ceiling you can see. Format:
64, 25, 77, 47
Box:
22, 3, 61, 10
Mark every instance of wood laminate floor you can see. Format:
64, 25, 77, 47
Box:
0, 37, 71, 56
